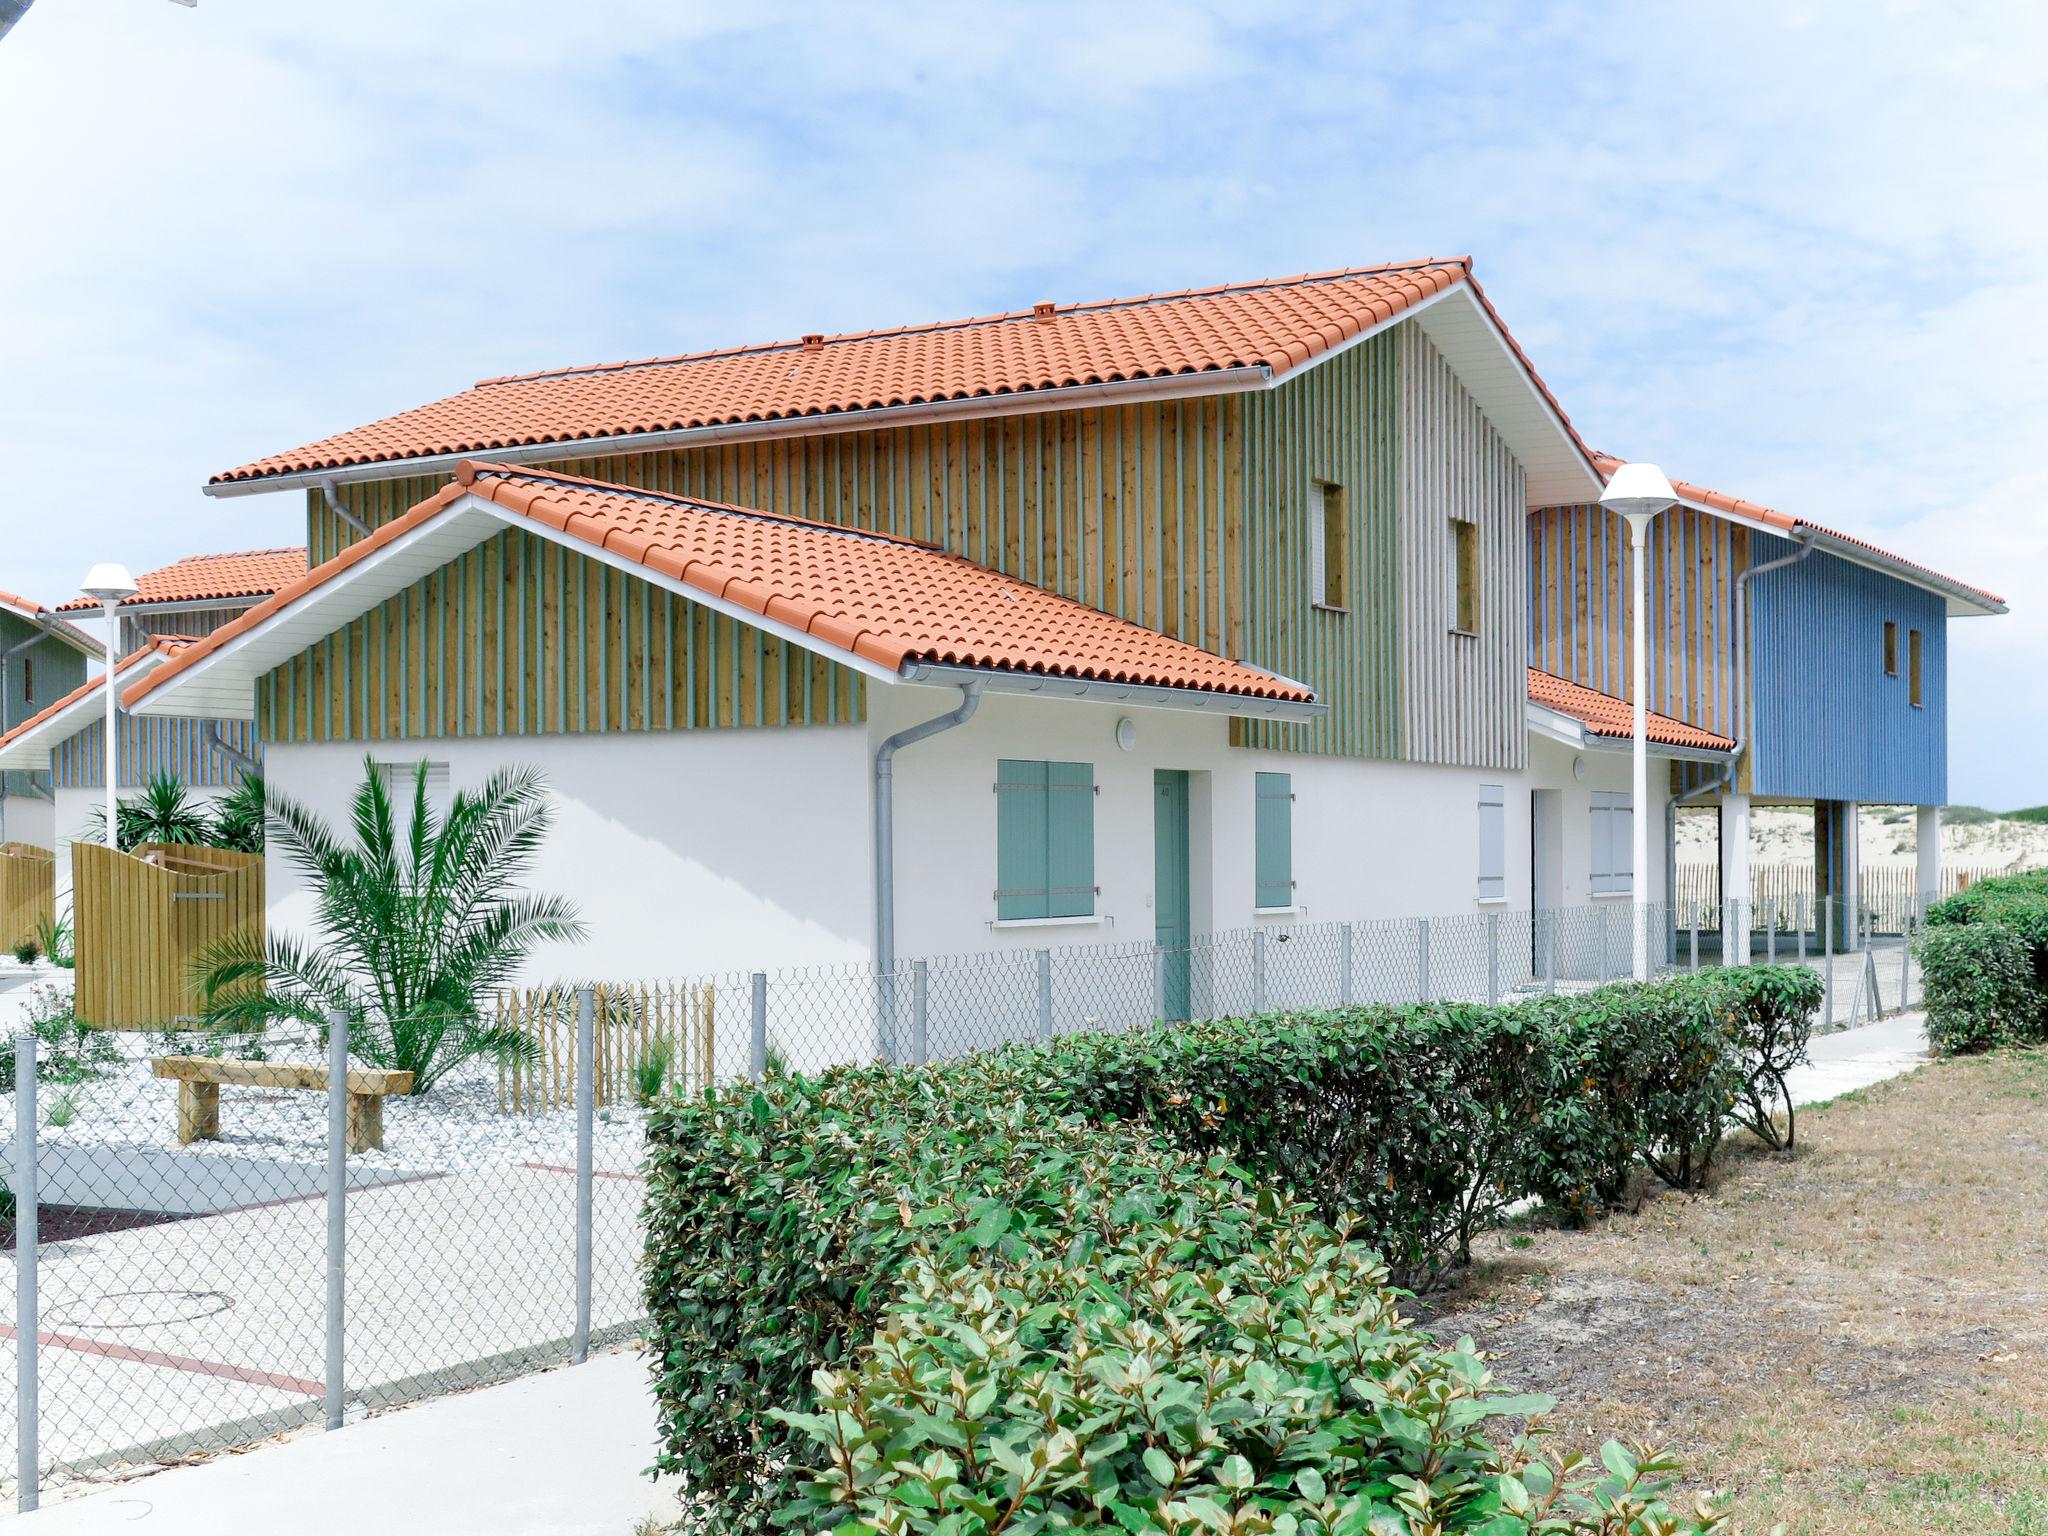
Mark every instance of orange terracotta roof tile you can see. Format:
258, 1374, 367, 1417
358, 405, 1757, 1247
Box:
133, 464, 1316, 711
0, 636, 195, 758
1528, 667, 1735, 754
1589, 452, 2002, 610
55, 549, 307, 611
212, 259, 1584, 485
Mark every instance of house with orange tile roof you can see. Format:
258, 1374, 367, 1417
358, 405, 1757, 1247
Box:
0, 591, 100, 850
128, 259, 1769, 993
0, 550, 300, 901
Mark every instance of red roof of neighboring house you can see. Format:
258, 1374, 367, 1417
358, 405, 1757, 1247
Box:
1588, 452, 2003, 611
55, 549, 307, 611
0, 636, 195, 763
209, 259, 1588, 486
1527, 667, 1735, 754
130, 463, 1316, 712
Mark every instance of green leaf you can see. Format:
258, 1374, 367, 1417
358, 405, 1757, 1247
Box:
1143, 1448, 1177, 1487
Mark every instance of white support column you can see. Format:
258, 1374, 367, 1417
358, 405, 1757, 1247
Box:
1626, 509, 1654, 980
1720, 791, 1751, 966
1840, 800, 1862, 945
1915, 804, 1942, 912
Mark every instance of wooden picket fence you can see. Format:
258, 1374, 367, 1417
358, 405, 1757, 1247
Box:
0, 842, 54, 952
497, 980, 717, 1114
73, 841, 265, 1028
1675, 860, 2031, 932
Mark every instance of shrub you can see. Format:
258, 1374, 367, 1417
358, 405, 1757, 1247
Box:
34, 912, 73, 969
1722, 965, 1822, 1149
85, 771, 213, 851
11, 938, 37, 965
1918, 924, 2040, 1053
0, 986, 120, 1089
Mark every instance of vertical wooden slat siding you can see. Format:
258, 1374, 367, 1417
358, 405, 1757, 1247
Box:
73, 842, 264, 1028
292, 319, 1543, 763
1524, 501, 1744, 742
0, 844, 54, 949
55, 715, 261, 789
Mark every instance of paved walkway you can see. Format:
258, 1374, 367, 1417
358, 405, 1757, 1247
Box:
6, 1347, 675, 1533
1784, 1009, 1930, 1106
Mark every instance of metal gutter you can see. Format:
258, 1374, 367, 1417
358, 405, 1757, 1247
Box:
204, 723, 261, 776
899, 661, 1325, 721
1731, 532, 1815, 751
1524, 701, 1737, 765
202, 366, 1276, 499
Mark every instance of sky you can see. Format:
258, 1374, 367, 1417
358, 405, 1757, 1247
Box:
1, 0, 2042, 807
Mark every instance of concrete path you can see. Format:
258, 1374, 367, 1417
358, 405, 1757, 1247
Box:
5, 1347, 676, 1534
1784, 1009, 1930, 1106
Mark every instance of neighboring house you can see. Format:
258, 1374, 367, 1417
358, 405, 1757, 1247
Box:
130, 258, 1757, 994
1530, 453, 2003, 953
0, 550, 302, 902
0, 591, 99, 849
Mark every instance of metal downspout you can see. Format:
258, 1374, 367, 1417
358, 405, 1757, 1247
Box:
874, 680, 983, 977
204, 722, 262, 777
319, 478, 372, 540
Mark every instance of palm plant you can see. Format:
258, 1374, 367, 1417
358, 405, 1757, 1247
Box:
85, 771, 211, 850
209, 772, 267, 853
195, 758, 586, 1093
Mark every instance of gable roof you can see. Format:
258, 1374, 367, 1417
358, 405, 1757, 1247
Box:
1586, 453, 2003, 617
132, 462, 1321, 723
0, 636, 193, 771
205, 259, 1602, 505
55, 548, 307, 612
0, 589, 101, 655
1526, 667, 1736, 759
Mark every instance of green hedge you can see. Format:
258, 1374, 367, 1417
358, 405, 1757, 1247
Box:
643, 967, 1813, 1532
1920, 871, 2048, 1051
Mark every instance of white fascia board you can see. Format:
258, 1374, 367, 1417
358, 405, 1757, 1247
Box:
0, 656, 170, 770
1524, 700, 1737, 765
901, 661, 1326, 722
201, 366, 1275, 499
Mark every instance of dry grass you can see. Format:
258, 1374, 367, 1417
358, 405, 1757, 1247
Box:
1420, 1048, 2048, 1535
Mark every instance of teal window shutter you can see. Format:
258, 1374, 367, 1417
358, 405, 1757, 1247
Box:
1477, 784, 1506, 900
1254, 771, 1294, 908
996, 759, 1094, 920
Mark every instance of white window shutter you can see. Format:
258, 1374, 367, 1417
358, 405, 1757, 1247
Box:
1307, 479, 1326, 605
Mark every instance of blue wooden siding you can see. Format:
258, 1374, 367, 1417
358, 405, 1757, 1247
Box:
0, 612, 88, 803
54, 716, 259, 789
1747, 532, 1945, 804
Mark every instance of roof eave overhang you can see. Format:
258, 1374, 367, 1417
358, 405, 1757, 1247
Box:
201, 365, 1277, 499
0, 655, 170, 770
1525, 701, 1737, 764
900, 661, 1325, 723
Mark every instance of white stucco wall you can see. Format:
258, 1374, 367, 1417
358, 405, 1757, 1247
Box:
51, 780, 230, 910
261, 727, 873, 986
0, 793, 54, 853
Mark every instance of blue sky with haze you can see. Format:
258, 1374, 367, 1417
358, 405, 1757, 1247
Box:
2, 1, 2041, 806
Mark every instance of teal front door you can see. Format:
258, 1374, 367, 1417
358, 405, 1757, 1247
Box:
1153, 770, 1191, 1022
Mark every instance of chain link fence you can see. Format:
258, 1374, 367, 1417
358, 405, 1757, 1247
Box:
0, 895, 1925, 1508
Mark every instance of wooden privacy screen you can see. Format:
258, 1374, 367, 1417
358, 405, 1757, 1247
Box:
498, 981, 716, 1114
73, 841, 265, 1028
0, 843, 54, 951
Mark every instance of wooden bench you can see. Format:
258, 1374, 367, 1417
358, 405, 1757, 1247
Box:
151, 1056, 416, 1154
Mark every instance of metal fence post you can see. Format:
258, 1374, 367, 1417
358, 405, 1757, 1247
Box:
1599, 904, 1611, 983
1486, 910, 1500, 1006
572, 986, 595, 1365
910, 960, 929, 1065
15, 1032, 38, 1513
1338, 923, 1354, 1007
1688, 901, 1700, 971
1766, 899, 1777, 964
1797, 893, 1808, 961
1152, 944, 1167, 1023
1545, 909, 1558, 994
325, 1008, 348, 1432
749, 972, 768, 1078
1036, 949, 1054, 1041
1416, 916, 1431, 1003
1248, 930, 1266, 1014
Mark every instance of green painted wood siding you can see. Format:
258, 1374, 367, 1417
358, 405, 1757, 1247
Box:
1254, 771, 1293, 909
257, 527, 863, 743
0, 610, 85, 801
994, 758, 1095, 920
299, 319, 1532, 765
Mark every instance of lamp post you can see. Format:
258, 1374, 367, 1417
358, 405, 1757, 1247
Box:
1599, 463, 1676, 980
79, 564, 138, 848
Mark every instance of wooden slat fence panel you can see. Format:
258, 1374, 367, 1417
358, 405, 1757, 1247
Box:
0, 842, 54, 951
73, 842, 265, 1028
1675, 860, 2035, 932
497, 981, 717, 1114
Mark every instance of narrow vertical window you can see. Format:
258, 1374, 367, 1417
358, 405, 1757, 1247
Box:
20, 655, 31, 704
996, 759, 1096, 920
1310, 480, 1347, 609
1451, 518, 1480, 633
1908, 629, 1923, 707
1254, 772, 1294, 909
1883, 620, 1898, 675
1477, 783, 1505, 900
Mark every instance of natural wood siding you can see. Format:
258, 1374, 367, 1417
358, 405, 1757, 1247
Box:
1396, 327, 1527, 769
1527, 501, 1747, 742
257, 527, 864, 743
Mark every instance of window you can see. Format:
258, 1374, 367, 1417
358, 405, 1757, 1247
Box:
1908, 628, 1924, 707
1590, 790, 1634, 895
995, 759, 1095, 920
1254, 772, 1294, 909
371, 759, 452, 852
1451, 518, 1479, 634
1308, 480, 1347, 609
20, 655, 31, 704
1883, 620, 1899, 676
1477, 783, 1505, 901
